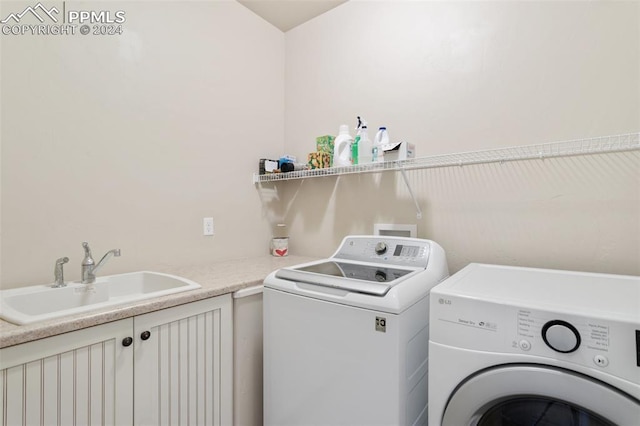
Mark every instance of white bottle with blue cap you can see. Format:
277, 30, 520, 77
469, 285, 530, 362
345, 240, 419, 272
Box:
373, 127, 389, 163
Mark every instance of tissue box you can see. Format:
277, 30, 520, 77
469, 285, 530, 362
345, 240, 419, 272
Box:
316, 135, 335, 166
307, 151, 331, 169
259, 158, 279, 174
383, 142, 415, 161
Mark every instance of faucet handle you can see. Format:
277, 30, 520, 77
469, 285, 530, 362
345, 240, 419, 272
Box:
53, 257, 70, 288
82, 242, 94, 264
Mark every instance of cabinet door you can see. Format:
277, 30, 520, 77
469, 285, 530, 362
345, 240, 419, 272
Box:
133, 295, 232, 426
0, 318, 134, 426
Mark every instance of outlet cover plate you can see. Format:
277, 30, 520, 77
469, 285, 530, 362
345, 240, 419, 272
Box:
203, 217, 214, 236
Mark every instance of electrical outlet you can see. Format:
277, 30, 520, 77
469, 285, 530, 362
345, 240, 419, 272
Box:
203, 217, 214, 236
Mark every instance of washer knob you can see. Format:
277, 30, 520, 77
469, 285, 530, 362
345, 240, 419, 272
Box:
375, 242, 388, 255
542, 320, 581, 353
374, 270, 387, 282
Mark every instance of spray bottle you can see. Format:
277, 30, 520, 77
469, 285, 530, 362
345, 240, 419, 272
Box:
351, 116, 372, 165
351, 117, 362, 165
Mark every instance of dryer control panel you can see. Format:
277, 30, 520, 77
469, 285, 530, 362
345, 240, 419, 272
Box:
636, 330, 640, 367
430, 263, 640, 384
513, 309, 612, 360
431, 292, 640, 385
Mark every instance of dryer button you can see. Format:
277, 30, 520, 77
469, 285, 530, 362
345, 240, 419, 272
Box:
519, 339, 532, 351
594, 355, 609, 367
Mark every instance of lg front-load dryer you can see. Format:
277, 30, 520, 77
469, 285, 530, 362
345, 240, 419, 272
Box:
429, 263, 640, 426
263, 236, 449, 426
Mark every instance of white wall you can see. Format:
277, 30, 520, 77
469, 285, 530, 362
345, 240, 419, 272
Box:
282, 0, 640, 275
1, 1, 285, 288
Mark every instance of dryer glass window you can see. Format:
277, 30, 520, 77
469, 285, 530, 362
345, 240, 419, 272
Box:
636, 330, 640, 367
478, 397, 612, 426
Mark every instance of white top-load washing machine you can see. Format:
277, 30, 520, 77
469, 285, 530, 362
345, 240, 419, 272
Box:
429, 263, 640, 426
263, 235, 449, 426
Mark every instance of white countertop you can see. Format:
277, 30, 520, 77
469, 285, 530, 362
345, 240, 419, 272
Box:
0, 255, 316, 349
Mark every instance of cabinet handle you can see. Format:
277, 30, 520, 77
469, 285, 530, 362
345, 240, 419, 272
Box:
140, 331, 151, 341
122, 337, 133, 347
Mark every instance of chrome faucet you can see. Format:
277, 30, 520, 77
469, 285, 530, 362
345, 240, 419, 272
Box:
52, 257, 69, 288
81, 242, 121, 284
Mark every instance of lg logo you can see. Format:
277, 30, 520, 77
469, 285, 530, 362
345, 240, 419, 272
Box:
438, 298, 452, 305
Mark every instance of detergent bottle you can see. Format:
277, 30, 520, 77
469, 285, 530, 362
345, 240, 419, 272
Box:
332, 125, 353, 167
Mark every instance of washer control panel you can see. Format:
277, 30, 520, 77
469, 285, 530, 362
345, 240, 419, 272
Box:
335, 236, 431, 267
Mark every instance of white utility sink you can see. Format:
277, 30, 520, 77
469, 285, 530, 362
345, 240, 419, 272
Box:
0, 271, 202, 325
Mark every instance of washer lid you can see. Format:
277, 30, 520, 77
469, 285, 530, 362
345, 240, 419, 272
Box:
275, 260, 417, 296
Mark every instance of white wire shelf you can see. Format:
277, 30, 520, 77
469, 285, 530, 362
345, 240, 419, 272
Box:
252, 132, 640, 184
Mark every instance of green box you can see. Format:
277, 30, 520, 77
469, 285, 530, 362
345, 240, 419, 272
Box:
316, 135, 335, 166
307, 151, 331, 169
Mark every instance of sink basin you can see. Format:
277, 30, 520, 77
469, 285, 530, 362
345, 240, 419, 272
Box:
0, 271, 202, 325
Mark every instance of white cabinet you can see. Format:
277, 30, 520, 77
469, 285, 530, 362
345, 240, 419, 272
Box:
0, 318, 134, 425
134, 295, 233, 426
0, 294, 232, 426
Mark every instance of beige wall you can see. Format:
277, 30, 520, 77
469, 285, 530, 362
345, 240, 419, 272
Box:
282, 1, 640, 275
2, 0, 639, 288
1, 1, 285, 288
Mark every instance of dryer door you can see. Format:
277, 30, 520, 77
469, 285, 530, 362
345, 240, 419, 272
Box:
441, 365, 640, 426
